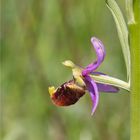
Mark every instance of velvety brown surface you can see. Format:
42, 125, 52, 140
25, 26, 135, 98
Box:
51, 80, 85, 106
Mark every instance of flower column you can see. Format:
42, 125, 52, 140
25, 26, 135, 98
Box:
130, 0, 140, 139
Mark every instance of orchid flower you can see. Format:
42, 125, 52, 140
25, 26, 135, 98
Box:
49, 37, 122, 115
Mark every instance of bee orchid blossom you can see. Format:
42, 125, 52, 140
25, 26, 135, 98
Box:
49, 37, 119, 115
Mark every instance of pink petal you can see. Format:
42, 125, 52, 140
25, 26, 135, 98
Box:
82, 37, 106, 76
84, 75, 99, 115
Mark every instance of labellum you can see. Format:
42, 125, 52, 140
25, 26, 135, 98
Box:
49, 80, 85, 106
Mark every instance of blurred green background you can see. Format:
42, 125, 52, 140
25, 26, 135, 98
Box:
1, 0, 129, 140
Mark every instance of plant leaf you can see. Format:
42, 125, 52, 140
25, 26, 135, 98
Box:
125, 0, 135, 24
106, 0, 130, 81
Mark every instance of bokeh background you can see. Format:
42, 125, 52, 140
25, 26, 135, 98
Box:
1, 0, 130, 140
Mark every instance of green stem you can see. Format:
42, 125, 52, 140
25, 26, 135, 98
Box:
129, 0, 140, 139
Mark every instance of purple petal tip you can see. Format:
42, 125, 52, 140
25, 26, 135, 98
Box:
82, 37, 106, 75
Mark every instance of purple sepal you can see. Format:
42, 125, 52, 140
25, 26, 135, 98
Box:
96, 83, 119, 93
84, 75, 99, 115
91, 72, 119, 93
82, 37, 106, 76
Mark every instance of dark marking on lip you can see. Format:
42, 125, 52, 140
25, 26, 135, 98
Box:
51, 80, 85, 106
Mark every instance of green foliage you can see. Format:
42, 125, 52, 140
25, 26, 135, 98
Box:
1, 0, 129, 140
106, 0, 130, 81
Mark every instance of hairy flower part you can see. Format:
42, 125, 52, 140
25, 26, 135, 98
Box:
49, 80, 85, 106
48, 37, 119, 115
